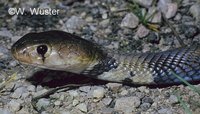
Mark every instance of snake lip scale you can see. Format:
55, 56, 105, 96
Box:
11, 30, 200, 86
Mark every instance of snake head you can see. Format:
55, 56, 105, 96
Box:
11, 30, 102, 73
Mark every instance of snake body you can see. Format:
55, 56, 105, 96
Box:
11, 30, 200, 85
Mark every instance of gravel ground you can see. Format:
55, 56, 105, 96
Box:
0, 0, 200, 114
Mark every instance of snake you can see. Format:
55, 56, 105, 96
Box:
11, 30, 200, 86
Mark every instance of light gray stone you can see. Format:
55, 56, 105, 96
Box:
65, 16, 86, 31
79, 86, 91, 93
27, 85, 36, 92
36, 98, 50, 110
158, 0, 177, 19
0, 108, 12, 114
76, 103, 87, 113
8, 100, 21, 111
114, 96, 140, 111
190, 4, 200, 21
102, 98, 112, 106
134, 0, 153, 8
106, 83, 122, 92
147, 7, 162, 23
136, 24, 150, 38
93, 87, 105, 102
168, 95, 178, 104
158, 108, 173, 114
11, 87, 27, 98
0, 30, 12, 38
121, 13, 139, 29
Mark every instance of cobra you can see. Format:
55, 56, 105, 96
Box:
11, 30, 200, 85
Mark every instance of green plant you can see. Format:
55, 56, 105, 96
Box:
127, 1, 159, 31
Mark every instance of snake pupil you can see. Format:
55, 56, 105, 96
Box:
37, 45, 48, 56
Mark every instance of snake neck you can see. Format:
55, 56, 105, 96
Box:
81, 52, 119, 76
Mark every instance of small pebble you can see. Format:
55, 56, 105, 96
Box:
65, 16, 86, 32
190, 4, 200, 21
72, 99, 79, 106
27, 85, 36, 92
54, 100, 61, 106
0, 30, 12, 38
121, 13, 139, 29
120, 89, 128, 96
134, 0, 153, 8
106, 83, 122, 92
0, 108, 12, 114
36, 98, 50, 110
102, 98, 112, 106
76, 103, 87, 113
165, 3, 178, 19
136, 24, 150, 38
114, 96, 141, 111
140, 103, 151, 111
8, 100, 21, 111
158, 108, 173, 114
68, 90, 79, 97
79, 86, 91, 93
142, 97, 154, 104
168, 95, 178, 104
11, 87, 27, 99
92, 87, 105, 99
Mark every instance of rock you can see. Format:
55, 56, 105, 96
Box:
54, 100, 61, 106
93, 87, 105, 102
114, 96, 140, 111
9, 60, 17, 67
142, 97, 154, 104
190, 4, 200, 21
27, 85, 36, 92
158, 0, 178, 19
76, 103, 87, 113
174, 13, 182, 21
8, 100, 21, 111
0, 108, 12, 114
120, 89, 128, 96
11, 87, 27, 99
179, 25, 199, 38
165, 3, 178, 19
147, 7, 162, 23
147, 32, 160, 44
140, 103, 151, 111
102, 98, 112, 106
121, 13, 139, 29
106, 83, 122, 92
0, 30, 12, 38
11, 36, 21, 42
134, 0, 153, 8
65, 16, 86, 32
79, 86, 91, 93
36, 98, 50, 110
72, 99, 79, 106
136, 24, 150, 38
158, 108, 173, 114
68, 90, 79, 98
102, 13, 108, 19
158, 0, 172, 12
0, 45, 9, 59
59, 110, 71, 114
168, 95, 178, 104
101, 108, 114, 114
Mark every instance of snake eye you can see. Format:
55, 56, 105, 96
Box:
37, 45, 48, 56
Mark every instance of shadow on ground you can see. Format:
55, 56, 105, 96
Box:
26, 69, 108, 88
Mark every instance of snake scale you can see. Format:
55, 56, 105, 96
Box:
11, 30, 200, 85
